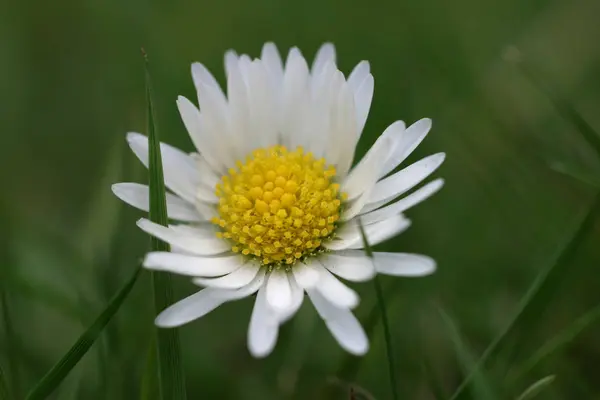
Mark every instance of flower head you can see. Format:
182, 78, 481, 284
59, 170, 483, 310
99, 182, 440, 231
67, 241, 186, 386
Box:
113, 43, 445, 357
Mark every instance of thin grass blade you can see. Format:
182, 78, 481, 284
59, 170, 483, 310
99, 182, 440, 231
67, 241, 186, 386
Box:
449, 192, 600, 400
142, 49, 187, 400
515, 375, 555, 400
439, 308, 497, 400
357, 219, 398, 400
25, 266, 141, 400
509, 304, 600, 383
0, 362, 10, 400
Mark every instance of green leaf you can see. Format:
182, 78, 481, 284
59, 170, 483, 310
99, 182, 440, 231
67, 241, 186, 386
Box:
142, 49, 187, 400
515, 375, 555, 400
448, 193, 600, 400
357, 219, 398, 400
439, 308, 497, 400
25, 266, 141, 400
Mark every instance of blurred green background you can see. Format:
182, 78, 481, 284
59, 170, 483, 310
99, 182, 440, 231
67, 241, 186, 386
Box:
2, 0, 600, 398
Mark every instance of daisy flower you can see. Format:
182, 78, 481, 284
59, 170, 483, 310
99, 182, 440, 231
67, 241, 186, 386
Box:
112, 43, 445, 357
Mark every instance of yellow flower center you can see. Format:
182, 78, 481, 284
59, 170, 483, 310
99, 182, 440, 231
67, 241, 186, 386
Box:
211, 145, 345, 266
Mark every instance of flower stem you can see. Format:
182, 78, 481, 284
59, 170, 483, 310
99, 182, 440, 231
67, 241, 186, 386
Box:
358, 220, 399, 400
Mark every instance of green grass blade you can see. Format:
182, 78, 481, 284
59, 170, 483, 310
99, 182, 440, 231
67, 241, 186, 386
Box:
142, 49, 187, 400
515, 375, 555, 400
25, 266, 141, 400
140, 340, 159, 400
449, 193, 600, 400
439, 309, 497, 400
0, 288, 19, 399
509, 304, 600, 383
0, 362, 10, 400
357, 219, 398, 400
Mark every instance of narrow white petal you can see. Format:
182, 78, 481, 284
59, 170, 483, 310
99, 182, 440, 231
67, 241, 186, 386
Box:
379, 118, 433, 179
342, 135, 392, 201
274, 273, 304, 323
193, 262, 260, 289
359, 179, 445, 223
347, 61, 370, 94
319, 251, 376, 282
347, 216, 412, 249
282, 48, 310, 149
227, 58, 252, 158
315, 264, 359, 309
261, 42, 284, 86
248, 284, 279, 358
373, 252, 437, 276
126, 133, 199, 203
154, 288, 226, 327
312, 42, 336, 75
292, 261, 320, 289
191, 63, 224, 99
354, 74, 374, 136
266, 269, 292, 311
363, 152, 446, 213
112, 183, 202, 222
224, 50, 238, 77
322, 72, 357, 176
136, 218, 229, 256
143, 252, 243, 277
155, 270, 265, 328
324, 214, 410, 251
307, 290, 368, 355
176, 96, 229, 174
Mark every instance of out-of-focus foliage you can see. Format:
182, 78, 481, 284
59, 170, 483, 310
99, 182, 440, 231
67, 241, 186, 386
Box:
1, 0, 600, 398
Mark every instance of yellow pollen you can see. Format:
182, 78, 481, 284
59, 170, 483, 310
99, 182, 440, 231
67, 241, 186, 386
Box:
211, 145, 344, 266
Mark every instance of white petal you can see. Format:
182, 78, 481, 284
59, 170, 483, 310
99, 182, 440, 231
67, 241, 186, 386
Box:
265, 269, 292, 311
315, 264, 359, 309
111, 183, 201, 222
126, 133, 199, 203
312, 42, 336, 75
193, 262, 260, 289
224, 50, 238, 77
359, 179, 445, 224
292, 261, 320, 289
191, 62, 224, 99
261, 42, 284, 88
347, 216, 412, 249
176, 96, 230, 174
248, 284, 279, 358
341, 137, 393, 221
136, 218, 229, 256
323, 72, 357, 177
155, 269, 265, 328
143, 252, 243, 277
274, 273, 304, 323
307, 290, 368, 355
154, 288, 226, 327
342, 134, 393, 202
347, 61, 370, 94
323, 214, 410, 251
373, 252, 437, 276
226, 57, 252, 158
379, 118, 432, 178
245, 60, 278, 149
282, 48, 310, 149
354, 73, 374, 136
319, 251, 376, 282
363, 152, 446, 213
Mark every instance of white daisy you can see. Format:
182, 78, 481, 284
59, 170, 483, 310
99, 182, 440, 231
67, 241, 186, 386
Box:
112, 43, 445, 358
